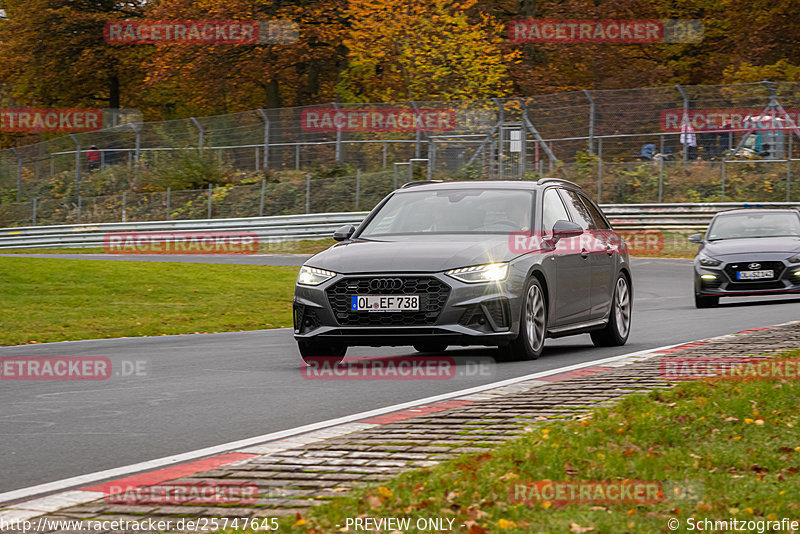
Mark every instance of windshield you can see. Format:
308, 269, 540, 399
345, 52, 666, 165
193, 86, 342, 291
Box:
359, 189, 534, 237
707, 212, 800, 240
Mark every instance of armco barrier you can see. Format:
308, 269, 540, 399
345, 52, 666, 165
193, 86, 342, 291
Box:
1, 203, 799, 250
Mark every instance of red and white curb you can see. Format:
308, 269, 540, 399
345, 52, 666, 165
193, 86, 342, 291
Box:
1, 322, 794, 522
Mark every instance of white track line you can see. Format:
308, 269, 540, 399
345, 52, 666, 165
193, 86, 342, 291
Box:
0, 340, 682, 507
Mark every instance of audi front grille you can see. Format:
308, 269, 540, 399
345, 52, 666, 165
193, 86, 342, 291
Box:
326, 277, 451, 326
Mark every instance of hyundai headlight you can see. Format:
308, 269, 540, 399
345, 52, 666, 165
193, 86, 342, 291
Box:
446, 263, 509, 283
697, 253, 721, 267
297, 266, 336, 286
788, 253, 800, 264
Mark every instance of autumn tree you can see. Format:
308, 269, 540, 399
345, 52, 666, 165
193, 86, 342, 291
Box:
142, 0, 348, 114
0, 0, 148, 109
337, 0, 519, 102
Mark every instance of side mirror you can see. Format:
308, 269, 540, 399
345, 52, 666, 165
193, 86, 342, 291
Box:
688, 233, 704, 244
333, 225, 356, 241
551, 219, 584, 241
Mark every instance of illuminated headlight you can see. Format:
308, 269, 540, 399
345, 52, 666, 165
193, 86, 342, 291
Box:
446, 263, 509, 283
788, 253, 800, 263
297, 266, 336, 286
700, 274, 717, 280
697, 254, 721, 267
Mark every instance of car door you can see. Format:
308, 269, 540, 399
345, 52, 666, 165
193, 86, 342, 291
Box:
560, 189, 613, 321
541, 187, 591, 326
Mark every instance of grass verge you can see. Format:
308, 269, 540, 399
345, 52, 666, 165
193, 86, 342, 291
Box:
274, 352, 800, 533
0, 239, 335, 256
0, 257, 298, 346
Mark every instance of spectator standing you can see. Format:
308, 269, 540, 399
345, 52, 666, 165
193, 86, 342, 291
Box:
86, 145, 101, 172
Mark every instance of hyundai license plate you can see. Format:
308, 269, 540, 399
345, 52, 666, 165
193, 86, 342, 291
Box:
351, 295, 420, 311
736, 270, 773, 280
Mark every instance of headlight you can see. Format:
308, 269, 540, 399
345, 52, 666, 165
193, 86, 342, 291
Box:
788, 253, 800, 263
697, 253, 721, 267
297, 266, 336, 286
446, 262, 509, 283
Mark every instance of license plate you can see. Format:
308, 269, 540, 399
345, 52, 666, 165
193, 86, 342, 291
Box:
736, 270, 773, 280
351, 295, 420, 311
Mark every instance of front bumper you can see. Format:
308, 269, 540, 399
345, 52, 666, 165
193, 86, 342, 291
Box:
293, 271, 523, 347
695, 258, 800, 297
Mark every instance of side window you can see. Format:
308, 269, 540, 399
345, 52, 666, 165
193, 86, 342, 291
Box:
541, 188, 570, 232
559, 189, 596, 230
579, 194, 610, 230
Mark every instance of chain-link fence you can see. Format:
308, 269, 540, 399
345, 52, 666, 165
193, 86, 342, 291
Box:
2, 80, 800, 226
0, 170, 402, 227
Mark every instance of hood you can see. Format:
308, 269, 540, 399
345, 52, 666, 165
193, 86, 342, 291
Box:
305, 235, 517, 273
703, 236, 800, 257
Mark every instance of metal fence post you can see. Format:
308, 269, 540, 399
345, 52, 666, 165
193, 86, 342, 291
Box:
493, 98, 505, 180
190, 117, 204, 153
166, 187, 171, 220
256, 109, 270, 170
428, 140, 436, 180
128, 124, 141, 181
32, 198, 37, 226
383, 142, 388, 168
410, 101, 421, 159
207, 183, 213, 218
355, 169, 361, 211
721, 158, 726, 201
259, 178, 266, 216
658, 134, 665, 202
583, 89, 595, 155
597, 138, 603, 202
11, 148, 22, 201
332, 102, 342, 161
676, 85, 689, 167
69, 134, 81, 197
788, 134, 793, 202
295, 144, 300, 170
77, 195, 81, 224
122, 191, 127, 222
305, 173, 311, 214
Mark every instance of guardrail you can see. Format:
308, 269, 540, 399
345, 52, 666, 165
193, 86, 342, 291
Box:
1, 202, 799, 250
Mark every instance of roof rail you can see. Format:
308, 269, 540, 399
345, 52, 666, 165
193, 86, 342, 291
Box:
537, 178, 582, 189
400, 180, 443, 189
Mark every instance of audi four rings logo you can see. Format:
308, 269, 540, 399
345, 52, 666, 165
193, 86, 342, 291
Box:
369, 278, 404, 291
748, 263, 761, 270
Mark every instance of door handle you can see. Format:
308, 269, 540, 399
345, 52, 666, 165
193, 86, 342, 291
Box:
580, 248, 589, 259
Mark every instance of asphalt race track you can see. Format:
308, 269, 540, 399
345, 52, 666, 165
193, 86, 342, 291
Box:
2, 257, 800, 495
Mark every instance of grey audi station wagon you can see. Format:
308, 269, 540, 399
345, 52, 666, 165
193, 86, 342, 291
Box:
293, 179, 632, 364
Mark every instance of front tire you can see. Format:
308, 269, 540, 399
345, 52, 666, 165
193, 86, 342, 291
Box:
694, 294, 719, 308
503, 277, 547, 361
298, 341, 347, 366
591, 274, 632, 347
